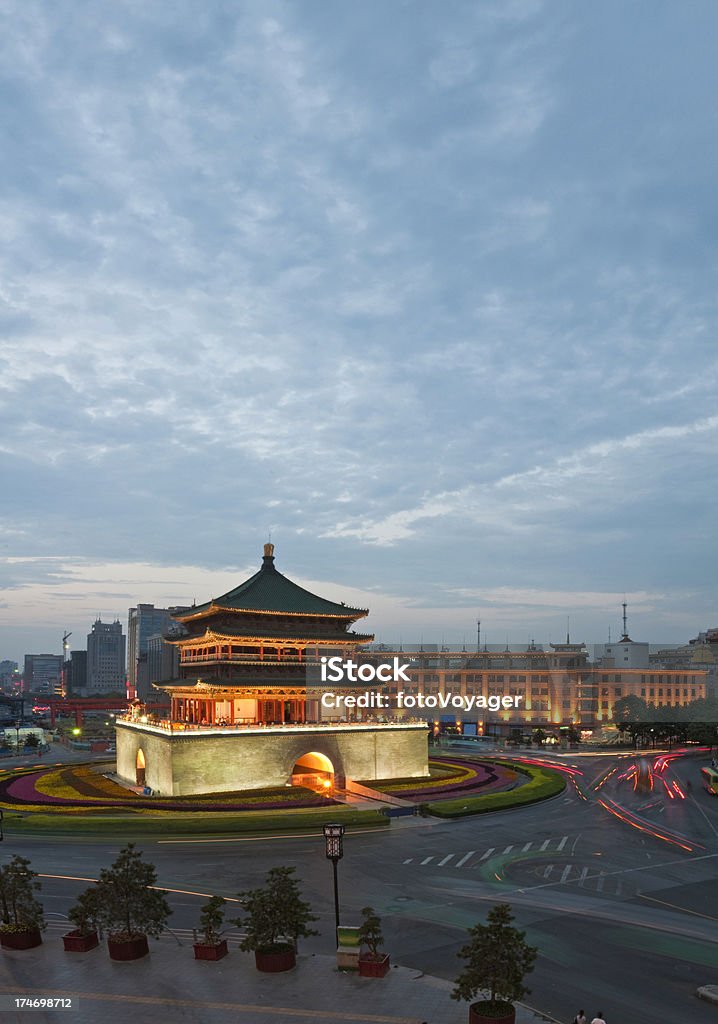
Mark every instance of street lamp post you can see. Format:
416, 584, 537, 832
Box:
323, 823, 345, 945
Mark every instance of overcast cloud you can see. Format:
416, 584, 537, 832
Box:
1, 1, 717, 662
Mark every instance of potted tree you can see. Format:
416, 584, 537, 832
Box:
235, 866, 317, 972
357, 906, 390, 977
63, 886, 100, 952
0, 855, 45, 950
451, 903, 537, 1024
193, 895, 228, 961
93, 843, 172, 961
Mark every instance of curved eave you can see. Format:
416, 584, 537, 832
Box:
173, 603, 369, 625
166, 629, 374, 647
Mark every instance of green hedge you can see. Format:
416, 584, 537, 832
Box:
421, 763, 565, 818
3, 805, 389, 837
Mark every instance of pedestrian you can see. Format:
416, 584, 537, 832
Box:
590, 1013, 605, 1024
572, 1011, 587, 1024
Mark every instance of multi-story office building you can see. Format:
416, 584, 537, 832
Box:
356, 640, 707, 734
0, 661, 18, 689
23, 654, 64, 694
64, 650, 88, 696
127, 605, 175, 694
86, 619, 126, 695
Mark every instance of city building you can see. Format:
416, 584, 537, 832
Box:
353, 638, 707, 735
115, 545, 428, 795
23, 654, 63, 694
0, 661, 19, 689
87, 619, 126, 695
127, 605, 177, 696
64, 650, 88, 696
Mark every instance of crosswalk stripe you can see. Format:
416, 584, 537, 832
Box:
480, 848, 495, 861
455, 851, 476, 868
420, 856, 434, 865
403, 858, 413, 864
578, 867, 588, 886
560, 864, 572, 883
543, 865, 553, 878
521, 842, 532, 852
502, 845, 513, 854
539, 839, 550, 851
597, 873, 605, 892
437, 854, 454, 866
556, 836, 568, 852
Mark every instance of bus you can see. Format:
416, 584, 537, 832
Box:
700, 767, 718, 795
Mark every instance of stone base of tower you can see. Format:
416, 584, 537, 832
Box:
115, 720, 428, 797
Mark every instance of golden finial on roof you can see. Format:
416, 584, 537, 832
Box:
264, 542, 275, 558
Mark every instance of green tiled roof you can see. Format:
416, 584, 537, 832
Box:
181, 550, 368, 619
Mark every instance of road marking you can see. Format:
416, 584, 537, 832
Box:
578, 867, 588, 886
455, 851, 475, 868
542, 865, 553, 879
638, 892, 718, 922
480, 848, 495, 860
403, 858, 413, 864
556, 836, 568, 852
560, 864, 572, 884
420, 856, 434, 865
597, 873, 605, 892
521, 842, 532, 852
502, 845, 513, 854
502, 851, 718, 896
437, 854, 454, 866
539, 839, 550, 851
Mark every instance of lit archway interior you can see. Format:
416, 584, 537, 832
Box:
292, 751, 334, 790
136, 747, 146, 786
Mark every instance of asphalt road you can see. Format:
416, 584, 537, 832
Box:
6, 749, 718, 1024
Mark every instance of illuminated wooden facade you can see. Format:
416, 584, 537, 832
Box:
158, 544, 373, 725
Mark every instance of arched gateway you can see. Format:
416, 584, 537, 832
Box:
292, 751, 335, 790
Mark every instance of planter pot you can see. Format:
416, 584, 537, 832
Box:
62, 930, 99, 953
107, 934, 149, 961
193, 939, 228, 961
0, 928, 43, 951
254, 947, 296, 972
358, 954, 390, 978
469, 1001, 515, 1024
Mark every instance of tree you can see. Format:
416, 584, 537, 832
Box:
67, 885, 101, 937
613, 695, 648, 727
235, 866, 318, 954
531, 728, 546, 747
451, 903, 537, 1015
197, 895, 226, 945
93, 843, 172, 941
0, 855, 45, 933
358, 906, 384, 959
23, 734, 40, 749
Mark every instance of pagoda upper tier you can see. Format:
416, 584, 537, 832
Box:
166, 544, 374, 684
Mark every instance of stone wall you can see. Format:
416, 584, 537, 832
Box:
115, 722, 428, 796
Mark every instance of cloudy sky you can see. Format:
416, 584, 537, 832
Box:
1, 0, 717, 664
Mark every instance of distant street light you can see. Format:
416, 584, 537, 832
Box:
323, 823, 345, 944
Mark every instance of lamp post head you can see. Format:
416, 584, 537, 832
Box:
323, 822, 345, 861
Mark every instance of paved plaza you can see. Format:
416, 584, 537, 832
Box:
0, 928, 555, 1024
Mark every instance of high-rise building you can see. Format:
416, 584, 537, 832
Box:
87, 619, 125, 695
65, 650, 88, 696
23, 654, 64, 694
0, 661, 19, 689
127, 605, 175, 694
